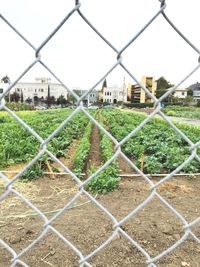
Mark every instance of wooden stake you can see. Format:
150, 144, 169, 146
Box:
140, 154, 145, 172
45, 160, 55, 179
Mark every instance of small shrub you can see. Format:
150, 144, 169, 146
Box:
73, 122, 93, 176
87, 164, 120, 194
166, 110, 176, 116
20, 162, 43, 181
6, 102, 34, 111
142, 156, 162, 174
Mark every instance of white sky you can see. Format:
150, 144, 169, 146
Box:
1, 0, 200, 90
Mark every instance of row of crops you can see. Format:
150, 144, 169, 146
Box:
0, 108, 119, 193
0, 108, 199, 192
0, 109, 89, 172
102, 109, 200, 174
72, 110, 120, 193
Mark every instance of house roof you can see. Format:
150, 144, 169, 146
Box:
187, 82, 200, 91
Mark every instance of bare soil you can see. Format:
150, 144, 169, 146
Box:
0, 128, 200, 267
85, 125, 102, 175
0, 175, 200, 267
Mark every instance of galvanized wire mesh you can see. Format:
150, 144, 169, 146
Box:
0, 0, 200, 266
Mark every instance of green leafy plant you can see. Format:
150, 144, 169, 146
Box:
102, 109, 200, 175
87, 112, 120, 193
87, 164, 120, 194
20, 162, 43, 181
0, 109, 89, 181
73, 122, 93, 176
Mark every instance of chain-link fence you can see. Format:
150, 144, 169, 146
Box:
0, 0, 200, 266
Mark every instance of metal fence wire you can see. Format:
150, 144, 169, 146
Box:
0, 0, 200, 266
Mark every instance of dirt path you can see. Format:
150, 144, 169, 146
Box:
52, 139, 80, 172
118, 155, 135, 174
85, 124, 102, 176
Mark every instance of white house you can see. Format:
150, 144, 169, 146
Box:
3, 78, 68, 103
172, 88, 187, 99
103, 79, 127, 104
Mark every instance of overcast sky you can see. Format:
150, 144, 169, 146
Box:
1, 0, 200, 90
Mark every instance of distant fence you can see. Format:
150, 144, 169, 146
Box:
0, 1, 200, 266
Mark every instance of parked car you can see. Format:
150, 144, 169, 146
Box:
87, 105, 99, 110
35, 105, 47, 110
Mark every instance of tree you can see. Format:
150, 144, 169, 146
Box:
187, 88, 193, 97
20, 91, 24, 103
1, 75, 11, 84
45, 96, 55, 106
46, 84, 51, 107
25, 97, 32, 104
57, 95, 67, 107
10, 92, 20, 102
1, 75, 11, 102
156, 76, 174, 100
102, 79, 107, 89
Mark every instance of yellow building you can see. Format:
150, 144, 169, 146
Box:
127, 76, 157, 103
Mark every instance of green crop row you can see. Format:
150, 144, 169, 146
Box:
73, 121, 93, 176
102, 109, 200, 174
88, 112, 120, 194
0, 109, 89, 179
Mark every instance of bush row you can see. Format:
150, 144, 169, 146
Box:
88, 112, 120, 193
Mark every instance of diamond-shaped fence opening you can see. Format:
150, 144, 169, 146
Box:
0, 1, 200, 266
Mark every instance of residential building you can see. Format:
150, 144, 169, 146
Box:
70, 88, 99, 106
187, 82, 200, 100
102, 78, 127, 104
172, 88, 187, 99
127, 76, 157, 103
1, 78, 68, 104
87, 90, 99, 105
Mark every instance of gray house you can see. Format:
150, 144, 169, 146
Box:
187, 82, 200, 100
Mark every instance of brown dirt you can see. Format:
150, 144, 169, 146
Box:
126, 108, 154, 115
85, 124, 102, 175
0, 175, 200, 267
52, 139, 80, 172
118, 155, 135, 174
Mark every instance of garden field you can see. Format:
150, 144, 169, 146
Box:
163, 105, 200, 120
0, 108, 200, 266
